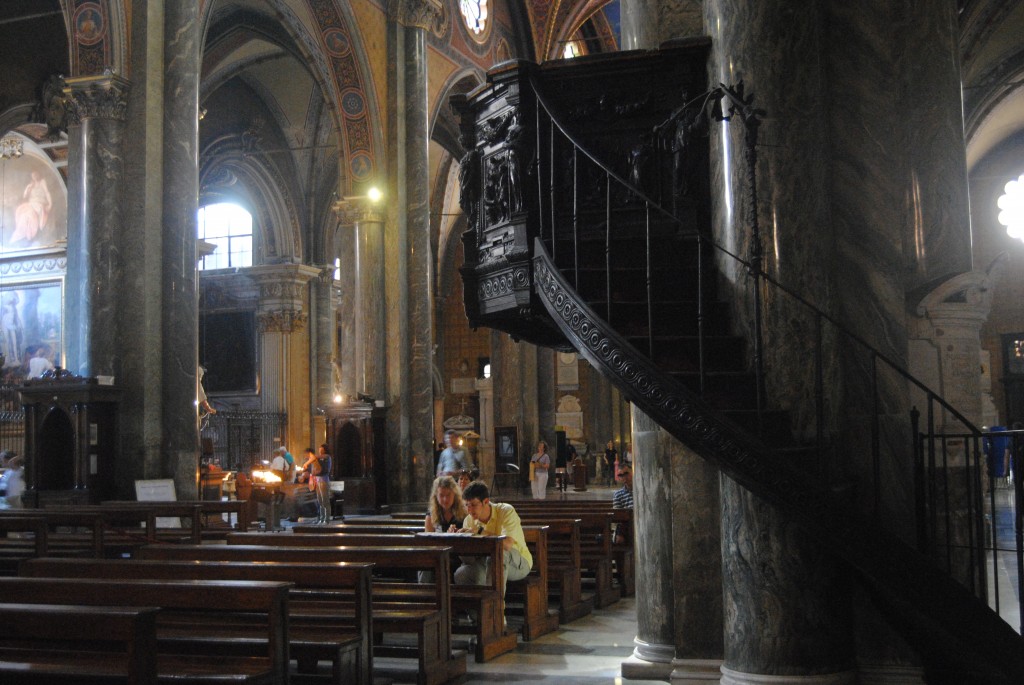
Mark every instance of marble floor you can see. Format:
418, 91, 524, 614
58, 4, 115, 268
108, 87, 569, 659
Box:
374, 594, 665, 685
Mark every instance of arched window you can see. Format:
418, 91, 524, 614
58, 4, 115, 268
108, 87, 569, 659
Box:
197, 202, 253, 270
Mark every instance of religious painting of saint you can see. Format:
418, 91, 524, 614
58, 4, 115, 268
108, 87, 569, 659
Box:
0, 136, 68, 253
0, 280, 62, 381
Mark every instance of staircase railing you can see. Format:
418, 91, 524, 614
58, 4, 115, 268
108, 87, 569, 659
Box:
526, 72, 1018, 625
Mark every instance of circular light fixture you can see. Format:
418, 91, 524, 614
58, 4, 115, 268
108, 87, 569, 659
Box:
367, 187, 382, 203
998, 174, 1024, 241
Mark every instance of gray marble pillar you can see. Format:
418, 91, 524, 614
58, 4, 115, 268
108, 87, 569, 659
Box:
620, 0, 703, 51
312, 267, 336, 409
338, 200, 387, 400
161, 0, 201, 499
701, 0, 969, 677
720, 476, 854, 684
335, 216, 357, 399
622, 408, 724, 684
491, 332, 540, 480
63, 74, 130, 379
387, 0, 441, 501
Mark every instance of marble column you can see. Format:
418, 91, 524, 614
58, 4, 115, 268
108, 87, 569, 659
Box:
475, 376, 494, 481
63, 73, 130, 379
159, 0, 201, 498
622, 408, 724, 684
335, 216, 357, 399
387, 0, 442, 500
337, 199, 387, 400
491, 331, 540, 474
311, 266, 336, 410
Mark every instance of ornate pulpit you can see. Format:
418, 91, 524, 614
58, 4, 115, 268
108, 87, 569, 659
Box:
19, 371, 121, 506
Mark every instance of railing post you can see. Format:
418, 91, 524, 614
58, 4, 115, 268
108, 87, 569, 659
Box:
911, 406, 926, 550
870, 352, 880, 521
697, 234, 706, 396
645, 203, 654, 359
815, 313, 825, 490
572, 147, 579, 289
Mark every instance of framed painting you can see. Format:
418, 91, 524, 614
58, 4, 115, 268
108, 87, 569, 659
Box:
0, 133, 68, 253
199, 310, 258, 394
0, 279, 62, 381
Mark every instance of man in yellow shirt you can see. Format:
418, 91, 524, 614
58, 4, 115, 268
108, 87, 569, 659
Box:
455, 481, 533, 599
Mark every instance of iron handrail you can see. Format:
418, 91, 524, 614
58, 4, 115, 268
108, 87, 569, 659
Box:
525, 73, 983, 438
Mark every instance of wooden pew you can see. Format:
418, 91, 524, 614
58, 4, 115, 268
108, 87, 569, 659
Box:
288, 529, 518, 661
0, 577, 289, 684
0, 603, 159, 685
508, 502, 635, 598
140, 541, 465, 685
519, 510, 620, 607
101, 500, 252, 539
0, 516, 48, 574
20, 557, 373, 685
299, 523, 561, 642
226, 528, 512, 663
507, 526, 561, 639
373, 516, 594, 623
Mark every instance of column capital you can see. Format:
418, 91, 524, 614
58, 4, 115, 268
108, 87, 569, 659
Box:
247, 264, 322, 333
334, 198, 385, 226
387, 0, 443, 30
64, 72, 131, 123
257, 309, 308, 333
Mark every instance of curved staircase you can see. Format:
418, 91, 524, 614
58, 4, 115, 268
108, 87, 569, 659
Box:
452, 42, 1024, 681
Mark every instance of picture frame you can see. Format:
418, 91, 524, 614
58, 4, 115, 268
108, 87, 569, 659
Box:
199, 311, 258, 394
0, 279, 63, 381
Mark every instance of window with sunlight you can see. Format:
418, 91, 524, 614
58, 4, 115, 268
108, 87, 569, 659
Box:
197, 202, 253, 270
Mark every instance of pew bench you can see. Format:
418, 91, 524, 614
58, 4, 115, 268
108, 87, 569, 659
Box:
19, 558, 372, 685
295, 524, 560, 648
0, 602, 159, 685
0, 577, 289, 684
101, 500, 252, 540
143, 540, 466, 685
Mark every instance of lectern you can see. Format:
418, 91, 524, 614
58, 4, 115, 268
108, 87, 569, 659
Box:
19, 370, 120, 506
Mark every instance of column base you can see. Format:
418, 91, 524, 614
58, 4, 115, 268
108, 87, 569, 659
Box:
633, 636, 676, 663
855, 662, 925, 684
720, 665, 857, 685
622, 654, 675, 681
671, 658, 724, 684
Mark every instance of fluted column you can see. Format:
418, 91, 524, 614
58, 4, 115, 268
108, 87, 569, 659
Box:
337, 199, 387, 400
387, 0, 442, 500
64, 73, 130, 379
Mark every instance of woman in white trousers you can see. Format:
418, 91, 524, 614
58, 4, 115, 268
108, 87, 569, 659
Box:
530, 441, 551, 499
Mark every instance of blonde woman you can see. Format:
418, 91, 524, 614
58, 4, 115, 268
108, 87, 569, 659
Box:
425, 475, 468, 533
420, 475, 468, 584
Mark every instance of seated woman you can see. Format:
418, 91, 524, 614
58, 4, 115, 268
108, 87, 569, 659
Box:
420, 475, 468, 583
425, 475, 468, 533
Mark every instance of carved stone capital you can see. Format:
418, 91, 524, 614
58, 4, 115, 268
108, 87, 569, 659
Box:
246, 263, 322, 320
333, 199, 384, 227
388, 0, 443, 30
64, 73, 131, 124
257, 309, 308, 333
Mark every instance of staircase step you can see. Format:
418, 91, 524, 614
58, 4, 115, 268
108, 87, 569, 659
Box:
627, 335, 747, 373
669, 371, 758, 410
722, 409, 794, 448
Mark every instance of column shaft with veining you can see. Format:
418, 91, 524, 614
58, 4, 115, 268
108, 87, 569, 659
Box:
160, 0, 201, 498
64, 74, 130, 379
386, 0, 441, 501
